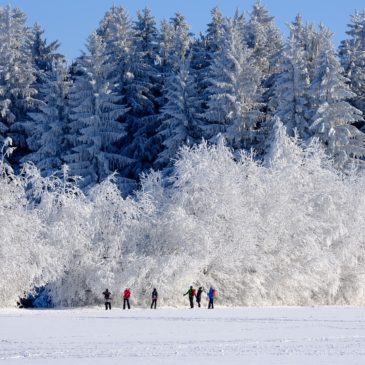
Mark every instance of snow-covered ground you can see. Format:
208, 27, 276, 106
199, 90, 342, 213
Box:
1, 306, 365, 365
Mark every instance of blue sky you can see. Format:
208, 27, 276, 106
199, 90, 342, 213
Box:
1, 0, 364, 61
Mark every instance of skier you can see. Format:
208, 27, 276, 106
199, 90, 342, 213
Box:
123, 288, 131, 310
102, 288, 112, 310
207, 287, 216, 309
151, 288, 158, 309
196, 287, 204, 308
183, 286, 196, 308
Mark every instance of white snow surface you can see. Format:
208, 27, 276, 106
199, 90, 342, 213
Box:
1, 307, 365, 364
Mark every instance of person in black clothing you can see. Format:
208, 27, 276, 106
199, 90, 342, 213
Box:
102, 289, 112, 310
196, 287, 204, 308
151, 288, 158, 309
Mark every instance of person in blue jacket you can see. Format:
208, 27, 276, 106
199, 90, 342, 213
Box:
207, 287, 216, 309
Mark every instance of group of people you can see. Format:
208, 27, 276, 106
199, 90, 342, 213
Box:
102, 288, 158, 310
183, 286, 216, 309
102, 286, 216, 310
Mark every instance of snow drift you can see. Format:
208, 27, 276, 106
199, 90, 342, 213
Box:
1, 123, 365, 307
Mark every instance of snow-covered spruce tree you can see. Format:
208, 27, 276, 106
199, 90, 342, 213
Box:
98, 6, 159, 185
309, 25, 365, 168
191, 7, 227, 113
134, 8, 159, 67
203, 18, 264, 152
24, 58, 71, 175
340, 11, 365, 129
30, 23, 62, 76
164, 13, 192, 71
0, 6, 37, 164
158, 19, 174, 73
121, 8, 161, 179
156, 13, 195, 168
291, 16, 324, 84
24, 24, 64, 166
205, 6, 226, 55
245, 0, 283, 79
156, 59, 201, 168
65, 32, 128, 188
269, 22, 311, 139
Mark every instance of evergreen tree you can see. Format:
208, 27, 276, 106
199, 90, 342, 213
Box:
203, 19, 264, 151
65, 32, 128, 187
206, 6, 226, 54
269, 21, 311, 139
159, 13, 192, 72
340, 11, 365, 128
245, 0, 283, 78
156, 59, 201, 168
134, 8, 159, 67
0, 6, 37, 164
310, 26, 365, 167
191, 7, 227, 112
30, 23, 61, 74
99, 6, 159, 182
23, 23, 64, 168
121, 8, 161, 179
24, 59, 71, 174
157, 13, 195, 167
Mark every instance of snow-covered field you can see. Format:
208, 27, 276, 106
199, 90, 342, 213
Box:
1, 307, 365, 364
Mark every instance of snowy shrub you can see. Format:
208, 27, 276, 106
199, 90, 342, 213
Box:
112, 121, 365, 307
0, 151, 59, 306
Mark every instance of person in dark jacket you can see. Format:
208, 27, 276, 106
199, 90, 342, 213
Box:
102, 289, 112, 310
151, 288, 158, 309
123, 288, 131, 309
196, 287, 204, 307
183, 286, 196, 308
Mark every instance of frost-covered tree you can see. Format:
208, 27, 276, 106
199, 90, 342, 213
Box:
24, 59, 71, 174
203, 19, 264, 151
134, 8, 159, 67
159, 13, 192, 72
0, 143, 61, 307
30, 23, 61, 75
340, 11, 365, 127
191, 7, 226, 112
156, 13, 196, 167
206, 6, 226, 54
309, 26, 365, 167
156, 59, 201, 168
269, 21, 311, 139
120, 8, 161, 179
98, 6, 159, 183
245, 0, 283, 78
0, 6, 37, 163
65, 32, 128, 187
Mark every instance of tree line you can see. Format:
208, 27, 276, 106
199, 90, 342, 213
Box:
1, 2, 365, 194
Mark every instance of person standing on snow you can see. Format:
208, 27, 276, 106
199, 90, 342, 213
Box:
207, 287, 216, 309
123, 288, 131, 309
102, 289, 112, 310
183, 286, 196, 308
151, 288, 158, 309
196, 287, 204, 308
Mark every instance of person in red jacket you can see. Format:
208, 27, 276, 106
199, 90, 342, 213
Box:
123, 288, 131, 310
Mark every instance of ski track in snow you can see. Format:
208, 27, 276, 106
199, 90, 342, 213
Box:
1, 307, 365, 364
